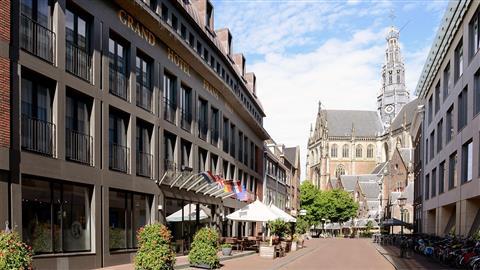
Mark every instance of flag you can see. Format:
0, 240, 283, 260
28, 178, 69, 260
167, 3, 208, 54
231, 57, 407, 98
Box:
233, 181, 243, 194
200, 171, 214, 183
223, 180, 233, 192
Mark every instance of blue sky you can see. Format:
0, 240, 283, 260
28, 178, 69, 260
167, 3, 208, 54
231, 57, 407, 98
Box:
212, 0, 449, 178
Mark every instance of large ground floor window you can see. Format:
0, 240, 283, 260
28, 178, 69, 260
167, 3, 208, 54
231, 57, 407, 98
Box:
109, 189, 152, 250
22, 177, 92, 254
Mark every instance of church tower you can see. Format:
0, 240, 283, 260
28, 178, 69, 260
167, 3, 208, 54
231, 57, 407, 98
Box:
377, 26, 409, 128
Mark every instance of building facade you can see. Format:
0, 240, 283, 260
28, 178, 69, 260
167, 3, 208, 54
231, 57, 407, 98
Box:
414, 0, 480, 237
0, 0, 269, 268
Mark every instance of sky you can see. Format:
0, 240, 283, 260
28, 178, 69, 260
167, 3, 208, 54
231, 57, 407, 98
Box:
212, 0, 449, 179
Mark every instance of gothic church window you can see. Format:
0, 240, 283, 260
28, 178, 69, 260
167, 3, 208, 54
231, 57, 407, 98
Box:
342, 145, 349, 158
367, 144, 374, 158
331, 144, 338, 158
389, 71, 392, 84
335, 165, 346, 178
355, 145, 363, 158
397, 70, 401, 83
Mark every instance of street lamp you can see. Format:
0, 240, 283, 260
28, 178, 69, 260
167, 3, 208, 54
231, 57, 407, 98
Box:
397, 196, 407, 236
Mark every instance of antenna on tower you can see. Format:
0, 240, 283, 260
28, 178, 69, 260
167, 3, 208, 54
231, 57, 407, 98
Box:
389, 9, 396, 26
399, 20, 411, 33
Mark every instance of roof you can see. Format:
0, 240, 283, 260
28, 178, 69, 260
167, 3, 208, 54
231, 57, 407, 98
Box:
390, 99, 419, 131
329, 178, 338, 189
401, 181, 414, 204
399, 148, 413, 165
339, 176, 358, 192
359, 182, 380, 200
325, 110, 383, 137
283, 147, 298, 165
371, 162, 387, 175
367, 201, 380, 210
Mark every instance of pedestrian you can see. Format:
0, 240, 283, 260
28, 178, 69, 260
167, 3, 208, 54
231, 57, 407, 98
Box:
400, 237, 407, 258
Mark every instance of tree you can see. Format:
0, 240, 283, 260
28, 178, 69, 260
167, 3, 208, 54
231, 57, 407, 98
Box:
322, 189, 359, 223
299, 181, 323, 226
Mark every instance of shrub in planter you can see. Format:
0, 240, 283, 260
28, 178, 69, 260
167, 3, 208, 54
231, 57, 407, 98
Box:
221, 243, 232, 256
188, 228, 219, 269
267, 219, 288, 238
134, 223, 176, 270
0, 230, 33, 270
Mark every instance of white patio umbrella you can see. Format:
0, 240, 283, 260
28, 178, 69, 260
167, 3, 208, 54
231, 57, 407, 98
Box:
226, 200, 280, 222
268, 204, 297, 222
166, 203, 210, 222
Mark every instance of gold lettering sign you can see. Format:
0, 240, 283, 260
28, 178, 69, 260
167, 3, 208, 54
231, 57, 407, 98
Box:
167, 48, 191, 76
118, 10, 156, 46
203, 79, 219, 100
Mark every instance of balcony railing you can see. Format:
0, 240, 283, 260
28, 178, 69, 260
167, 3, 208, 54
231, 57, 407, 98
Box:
66, 129, 93, 165
198, 120, 208, 141
109, 70, 128, 100
163, 98, 176, 123
164, 159, 176, 172
180, 109, 192, 132
136, 151, 153, 178
136, 85, 153, 112
109, 143, 129, 173
21, 114, 56, 156
66, 41, 91, 81
20, 14, 55, 64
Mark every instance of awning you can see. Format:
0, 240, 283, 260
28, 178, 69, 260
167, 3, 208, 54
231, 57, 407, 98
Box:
269, 204, 296, 222
355, 218, 379, 228
226, 200, 280, 222
166, 203, 210, 222
381, 218, 411, 227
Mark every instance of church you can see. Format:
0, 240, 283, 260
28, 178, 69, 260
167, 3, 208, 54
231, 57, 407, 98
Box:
306, 25, 418, 224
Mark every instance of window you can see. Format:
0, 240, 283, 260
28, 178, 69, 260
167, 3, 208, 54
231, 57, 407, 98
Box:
163, 73, 177, 123
198, 99, 208, 140
65, 8, 91, 81
230, 124, 236, 157
462, 140, 473, 183
196, 40, 202, 54
437, 119, 443, 153
425, 138, 429, 162
342, 144, 349, 158
243, 136, 248, 165
455, 40, 463, 81
443, 63, 450, 100
367, 144, 374, 158
198, 148, 207, 172
430, 131, 435, 161
21, 74, 55, 156
238, 131, 243, 162
439, 161, 445, 194
109, 109, 129, 172
203, 48, 209, 61
109, 190, 151, 250
206, 1, 213, 29
136, 120, 152, 178
449, 152, 457, 190
475, 71, 480, 115
331, 144, 338, 158
109, 36, 128, 100
335, 165, 345, 178
446, 105, 454, 143
425, 174, 430, 200
210, 107, 219, 145
180, 85, 192, 131
161, 3, 168, 21
458, 87, 468, 130
66, 90, 92, 165
136, 53, 152, 111
223, 118, 229, 152
435, 82, 440, 114
188, 32, 194, 47
431, 168, 437, 198
164, 131, 176, 171
171, 14, 178, 31
428, 95, 433, 124
355, 145, 363, 158
471, 12, 480, 56
180, 24, 186, 39
180, 139, 192, 170
22, 178, 92, 254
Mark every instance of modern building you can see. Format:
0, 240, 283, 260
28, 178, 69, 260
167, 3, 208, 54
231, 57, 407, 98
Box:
414, 0, 480, 237
0, 0, 269, 268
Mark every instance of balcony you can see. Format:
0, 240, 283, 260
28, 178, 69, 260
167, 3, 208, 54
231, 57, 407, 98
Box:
109, 70, 128, 100
20, 14, 56, 64
109, 143, 129, 173
180, 109, 192, 132
163, 98, 176, 124
66, 41, 91, 81
198, 120, 208, 141
136, 85, 153, 112
21, 114, 56, 156
136, 151, 153, 178
66, 129, 93, 165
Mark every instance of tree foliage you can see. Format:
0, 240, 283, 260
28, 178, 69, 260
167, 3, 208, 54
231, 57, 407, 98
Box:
300, 181, 359, 226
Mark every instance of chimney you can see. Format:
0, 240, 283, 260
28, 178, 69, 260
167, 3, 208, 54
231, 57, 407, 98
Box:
191, 0, 214, 29
233, 53, 246, 77
215, 28, 232, 55
245, 72, 256, 96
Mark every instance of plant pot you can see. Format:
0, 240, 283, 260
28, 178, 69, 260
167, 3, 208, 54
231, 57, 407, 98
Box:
259, 244, 275, 259
191, 263, 214, 269
291, 241, 297, 251
222, 247, 232, 256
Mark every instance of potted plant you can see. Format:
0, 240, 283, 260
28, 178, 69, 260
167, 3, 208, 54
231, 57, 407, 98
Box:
188, 227, 220, 269
134, 223, 176, 270
221, 243, 232, 256
0, 230, 33, 270
291, 234, 298, 251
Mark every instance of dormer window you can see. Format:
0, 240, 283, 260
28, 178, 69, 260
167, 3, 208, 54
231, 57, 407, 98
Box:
206, 1, 213, 29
